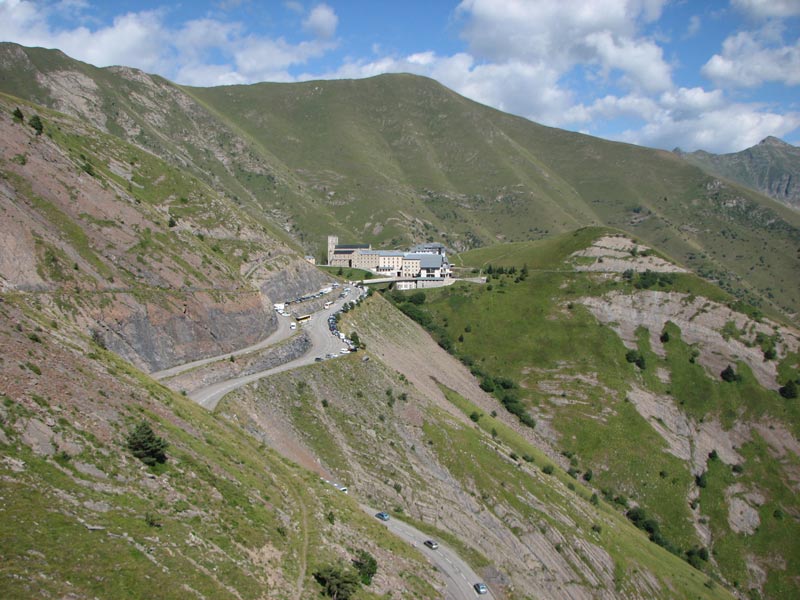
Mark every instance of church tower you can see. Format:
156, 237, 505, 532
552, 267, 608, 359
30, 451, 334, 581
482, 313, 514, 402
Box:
327, 235, 338, 265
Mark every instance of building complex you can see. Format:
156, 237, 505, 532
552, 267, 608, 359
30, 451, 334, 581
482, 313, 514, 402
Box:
327, 236, 451, 280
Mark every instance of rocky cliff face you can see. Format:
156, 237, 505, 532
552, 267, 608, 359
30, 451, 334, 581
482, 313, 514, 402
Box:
90, 290, 275, 372
0, 95, 312, 371
676, 137, 800, 211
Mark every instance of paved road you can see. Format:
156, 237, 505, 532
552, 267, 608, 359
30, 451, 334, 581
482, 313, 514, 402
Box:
360, 505, 494, 600
191, 289, 364, 410
150, 314, 294, 380
169, 285, 493, 598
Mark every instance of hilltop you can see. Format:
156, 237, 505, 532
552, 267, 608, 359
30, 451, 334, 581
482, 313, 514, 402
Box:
675, 137, 800, 211
0, 42, 798, 323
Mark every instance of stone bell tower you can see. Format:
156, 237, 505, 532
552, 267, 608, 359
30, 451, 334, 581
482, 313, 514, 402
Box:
327, 235, 338, 265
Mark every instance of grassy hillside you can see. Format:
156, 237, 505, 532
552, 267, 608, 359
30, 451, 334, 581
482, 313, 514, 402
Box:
384, 230, 800, 599
0, 43, 797, 321
0, 294, 440, 599
218, 294, 732, 599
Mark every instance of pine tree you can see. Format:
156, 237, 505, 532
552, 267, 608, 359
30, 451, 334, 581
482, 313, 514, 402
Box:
353, 549, 378, 585
779, 379, 798, 399
127, 420, 168, 466
29, 115, 43, 135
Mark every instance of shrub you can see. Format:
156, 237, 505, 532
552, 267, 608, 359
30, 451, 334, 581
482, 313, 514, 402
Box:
469, 411, 481, 422
353, 549, 378, 585
127, 420, 168, 466
660, 330, 670, 343
720, 365, 740, 382
779, 379, 798, 399
542, 464, 554, 475
625, 349, 646, 369
583, 469, 593, 482
12, 107, 23, 122
29, 114, 43, 135
695, 472, 708, 488
145, 512, 162, 528
314, 564, 361, 599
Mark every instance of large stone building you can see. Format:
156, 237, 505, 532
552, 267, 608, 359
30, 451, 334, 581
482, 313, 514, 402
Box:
327, 235, 450, 279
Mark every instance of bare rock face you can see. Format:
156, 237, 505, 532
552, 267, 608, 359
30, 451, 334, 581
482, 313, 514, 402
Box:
726, 484, 763, 535
579, 290, 799, 390
93, 291, 276, 372
257, 256, 333, 304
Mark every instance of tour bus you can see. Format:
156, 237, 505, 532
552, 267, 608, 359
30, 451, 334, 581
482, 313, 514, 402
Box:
323, 301, 333, 309
296, 314, 312, 323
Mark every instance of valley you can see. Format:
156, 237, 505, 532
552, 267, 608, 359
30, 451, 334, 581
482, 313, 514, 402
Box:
0, 40, 798, 600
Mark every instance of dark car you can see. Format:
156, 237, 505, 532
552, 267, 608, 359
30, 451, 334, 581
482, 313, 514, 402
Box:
423, 539, 439, 549
375, 512, 390, 521
473, 583, 488, 595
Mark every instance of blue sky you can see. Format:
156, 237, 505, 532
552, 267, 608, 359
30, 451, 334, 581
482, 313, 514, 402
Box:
1, 0, 798, 152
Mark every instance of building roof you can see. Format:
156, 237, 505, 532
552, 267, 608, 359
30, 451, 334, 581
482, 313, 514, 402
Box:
362, 250, 404, 257
335, 244, 370, 250
404, 253, 444, 269
410, 242, 446, 253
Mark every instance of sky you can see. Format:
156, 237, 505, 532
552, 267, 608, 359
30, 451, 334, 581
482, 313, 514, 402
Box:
1, 0, 799, 153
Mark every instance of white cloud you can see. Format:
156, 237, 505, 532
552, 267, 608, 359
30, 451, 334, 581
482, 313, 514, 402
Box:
620, 99, 800, 152
685, 15, 701, 38
455, 0, 672, 92
732, 0, 800, 19
302, 3, 338, 40
0, 0, 339, 85
585, 30, 671, 92
702, 29, 800, 87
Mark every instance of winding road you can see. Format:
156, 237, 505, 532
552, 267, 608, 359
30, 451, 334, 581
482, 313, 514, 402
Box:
154, 284, 495, 599
362, 505, 495, 600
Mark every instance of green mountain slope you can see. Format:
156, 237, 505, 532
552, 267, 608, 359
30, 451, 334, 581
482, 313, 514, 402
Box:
676, 137, 800, 211
218, 293, 733, 599
0, 90, 734, 599
385, 229, 800, 599
0, 296, 441, 599
0, 43, 797, 322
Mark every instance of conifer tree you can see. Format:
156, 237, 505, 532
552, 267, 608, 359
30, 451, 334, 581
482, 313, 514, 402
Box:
127, 420, 168, 465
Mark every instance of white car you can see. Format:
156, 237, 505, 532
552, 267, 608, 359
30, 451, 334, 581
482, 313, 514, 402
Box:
290, 323, 297, 330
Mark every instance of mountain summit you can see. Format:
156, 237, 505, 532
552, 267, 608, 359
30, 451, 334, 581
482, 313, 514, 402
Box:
676, 136, 800, 211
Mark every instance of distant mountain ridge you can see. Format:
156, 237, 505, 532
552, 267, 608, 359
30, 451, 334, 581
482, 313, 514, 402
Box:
675, 137, 800, 210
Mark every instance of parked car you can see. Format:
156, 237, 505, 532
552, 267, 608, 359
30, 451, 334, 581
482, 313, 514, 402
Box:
423, 540, 439, 549
473, 583, 488, 595
375, 512, 390, 521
